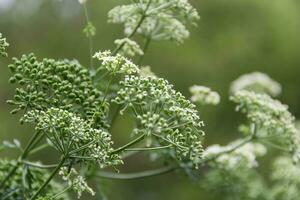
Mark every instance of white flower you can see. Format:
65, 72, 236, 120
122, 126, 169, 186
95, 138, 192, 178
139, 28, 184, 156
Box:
230, 72, 282, 97
93, 50, 139, 75
189, 85, 220, 105
0, 33, 9, 57
114, 38, 144, 57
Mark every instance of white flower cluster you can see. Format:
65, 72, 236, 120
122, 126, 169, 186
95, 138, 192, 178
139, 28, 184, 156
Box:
93, 50, 139, 75
0, 33, 9, 57
59, 167, 95, 198
189, 85, 220, 106
114, 38, 144, 57
271, 156, 300, 200
230, 72, 282, 97
204, 140, 267, 169
23, 108, 122, 168
231, 90, 300, 161
108, 0, 200, 43
113, 75, 204, 167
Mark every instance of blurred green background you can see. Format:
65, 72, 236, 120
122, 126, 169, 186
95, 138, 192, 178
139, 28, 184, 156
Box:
1, 0, 300, 199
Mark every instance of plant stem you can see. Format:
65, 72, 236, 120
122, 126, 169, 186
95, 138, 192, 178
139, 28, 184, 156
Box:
52, 185, 72, 199
125, 145, 172, 151
0, 131, 41, 189
30, 155, 67, 200
95, 165, 177, 180
83, 3, 94, 70
138, 36, 151, 65
111, 134, 146, 154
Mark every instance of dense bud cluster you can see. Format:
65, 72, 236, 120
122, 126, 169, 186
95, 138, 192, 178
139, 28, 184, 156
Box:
0, 33, 9, 57
113, 75, 204, 167
23, 108, 122, 168
114, 38, 144, 57
0, 159, 66, 199
189, 85, 220, 106
230, 72, 282, 97
108, 0, 199, 43
231, 90, 300, 161
59, 167, 95, 198
8, 54, 108, 126
93, 51, 139, 75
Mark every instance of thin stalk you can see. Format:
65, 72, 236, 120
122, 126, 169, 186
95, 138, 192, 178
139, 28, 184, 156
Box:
111, 134, 146, 154
30, 155, 68, 200
138, 36, 151, 65
28, 143, 49, 156
52, 185, 72, 199
0, 131, 42, 189
22, 161, 59, 169
95, 165, 177, 180
125, 145, 172, 151
83, 3, 94, 70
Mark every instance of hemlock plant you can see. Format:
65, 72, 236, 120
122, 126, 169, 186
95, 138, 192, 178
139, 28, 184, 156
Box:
0, 0, 300, 199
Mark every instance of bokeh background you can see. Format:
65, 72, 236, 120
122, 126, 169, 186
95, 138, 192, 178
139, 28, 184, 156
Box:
1, 0, 300, 199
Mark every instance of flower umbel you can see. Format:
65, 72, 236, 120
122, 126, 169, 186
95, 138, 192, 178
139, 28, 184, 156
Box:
189, 85, 220, 106
230, 72, 282, 97
113, 75, 205, 167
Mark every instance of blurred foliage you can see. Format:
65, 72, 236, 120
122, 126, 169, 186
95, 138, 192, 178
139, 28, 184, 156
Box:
1, 0, 300, 199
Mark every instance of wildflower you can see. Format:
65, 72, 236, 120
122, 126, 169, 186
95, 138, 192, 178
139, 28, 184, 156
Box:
114, 38, 144, 57
189, 85, 220, 106
231, 90, 300, 162
230, 72, 282, 97
113, 75, 205, 167
23, 108, 122, 168
93, 50, 139, 75
108, 0, 200, 43
0, 33, 9, 57
139, 66, 156, 78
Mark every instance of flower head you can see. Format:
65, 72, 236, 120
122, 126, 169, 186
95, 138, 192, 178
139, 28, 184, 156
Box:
114, 38, 144, 57
113, 75, 204, 167
108, 0, 199, 43
23, 108, 122, 168
189, 85, 220, 106
231, 90, 300, 162
230, 72, 282, 97
93, 50, 139, 75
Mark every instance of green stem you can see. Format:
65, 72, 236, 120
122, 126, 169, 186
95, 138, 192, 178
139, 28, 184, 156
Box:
95, 165, 177, 180
111, 134, 146, 154
22, 161, 59, 169
52, 185, 72, 199
30, 155, 67, 200
125, 145, 172, 151
83, 3, 94, 70
137, 36, 151, 65
0, 131, 42, 189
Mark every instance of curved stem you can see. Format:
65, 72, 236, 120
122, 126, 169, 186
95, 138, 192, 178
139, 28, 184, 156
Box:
30, 155, 67, 200
111, 134, 146, 154
95, 165, 177, 180
22, 161, 59, 169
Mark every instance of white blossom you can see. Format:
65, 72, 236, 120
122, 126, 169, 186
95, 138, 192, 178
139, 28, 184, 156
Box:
114, 38, 144, 57
189, 85, 220, 105
230, 72, 282, 97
